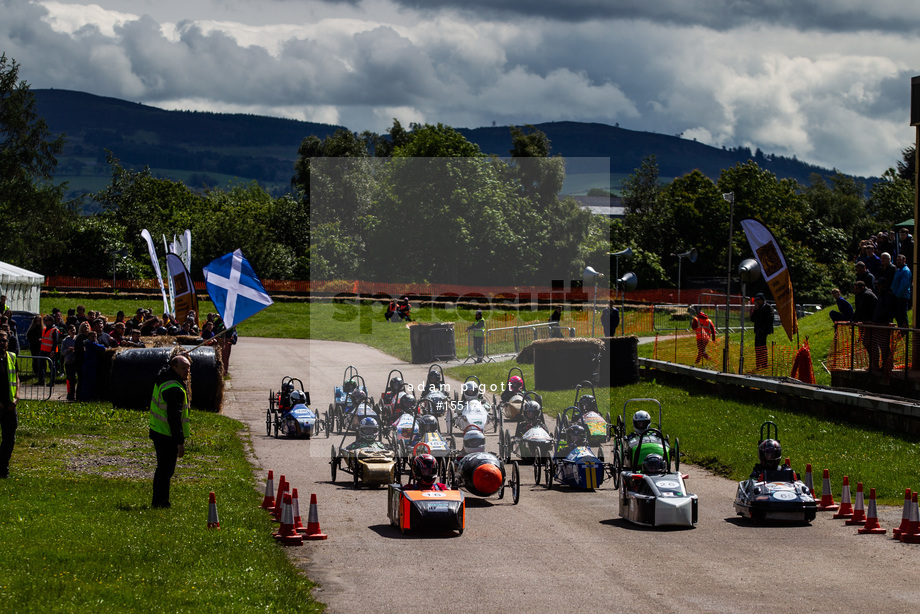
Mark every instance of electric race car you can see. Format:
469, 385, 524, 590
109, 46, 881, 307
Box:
610, 398, 679, 490
330, 408, 397, 489
329, 366, 371, 434
266, 376, 327, 439
543, 418, 610, 491
445, 427, 521, 505
499, 391, 554, 483
450, 376, 493, 434
618, 431, 697, 527
733, 421, 816, 523
560, 381, 611, 446
388, 453, 465, 535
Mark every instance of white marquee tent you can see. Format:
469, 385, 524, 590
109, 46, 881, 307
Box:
0, 261, 44, 313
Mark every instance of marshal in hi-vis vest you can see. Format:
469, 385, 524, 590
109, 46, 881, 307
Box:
149, 379, 190, 438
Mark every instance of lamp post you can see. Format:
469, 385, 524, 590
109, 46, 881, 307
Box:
738, 258, 761, 374
722, 192, 735, 373
671, 248, 697, 304
108, 249, 128, 292
616, 272, 638, 336
583, 266, 604, 337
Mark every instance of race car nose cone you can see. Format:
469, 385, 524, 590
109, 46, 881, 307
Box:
472, 463, 503, 494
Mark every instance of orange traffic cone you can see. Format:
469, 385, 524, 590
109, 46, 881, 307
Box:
272, 474, 286, 519
857, 488, 886, 534
817, 469, 840, 512
900, 493, 920, 543
845, 482, 867, 526
303, 493, 328, 540
804, 464, 815, 497
273, 479, 289, 522
892, 488, 913, 538
260, 470, 275, 510
833, 476, 854, 519
273, 493, 303, 546
292, 488, 307, 534
207, 491, 220, 529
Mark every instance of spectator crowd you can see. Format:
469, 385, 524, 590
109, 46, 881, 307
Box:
0, 298, 236, 403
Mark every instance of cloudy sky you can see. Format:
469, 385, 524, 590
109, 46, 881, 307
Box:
3, 0, 919, 177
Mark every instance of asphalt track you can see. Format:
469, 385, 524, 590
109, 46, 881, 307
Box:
223, 338, 920, 614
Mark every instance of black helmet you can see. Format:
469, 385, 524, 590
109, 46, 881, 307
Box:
633, 410, 651, 434
282, 381, 294, 394
419, 414, 438, 434
399, 394, 417, 412
578, 394, 597, 414
567, 424, 587, 445
642, 453, 666, 474
389, 377, 403, 393
351, 389, 366, 405
413, 453, 438, 487
522, 400, 542, 422
289, 390, 306, 405
358, 417, 379, 440
758, 439, 782, 467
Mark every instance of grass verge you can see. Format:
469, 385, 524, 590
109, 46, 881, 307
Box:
0, 399, 321, 613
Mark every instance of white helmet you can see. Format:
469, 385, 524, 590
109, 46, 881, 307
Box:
290, 390, 306, 405
633, 410, 651, 434
462, 427, 486, 454
462, 381, 479, 401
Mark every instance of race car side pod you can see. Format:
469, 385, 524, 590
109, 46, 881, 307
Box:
260, 470, 275, 510
845, 483, 867, 526
899, 493, 920, 544
817, 469, 840, 512
207, 491, 220, 529
857, 488, 886, 535
303, 493, 329, 540
291, 488, 307, 534
832, 476, 854, 519
273, 494, 304, 546
892, 488, 913, 538
804, 464, 815, 497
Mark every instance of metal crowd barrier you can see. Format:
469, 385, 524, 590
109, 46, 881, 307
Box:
15, 355, 56, 401
466, 322, 575, 363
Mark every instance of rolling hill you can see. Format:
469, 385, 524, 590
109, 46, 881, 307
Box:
33, 89, 863, 206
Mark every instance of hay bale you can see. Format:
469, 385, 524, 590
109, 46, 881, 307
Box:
109, 345, 223, 412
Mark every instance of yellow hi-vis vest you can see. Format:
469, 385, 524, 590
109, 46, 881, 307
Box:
4, 352, 17, 403
149, 379, 190, 438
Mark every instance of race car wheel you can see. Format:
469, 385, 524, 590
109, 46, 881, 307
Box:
330, 445, 338, 483
533, 448, 542, 485
273, 418, 280, 438
545, 459, 554, 489
605, 412, 612, 442
353, 465, 360, 489
269, 390, 276, 412
674, 437, 680, 472
265, 409, 272, 437
504, 429, 513, 463
445, 461, 456, 489
612, 441, 623, 490
510, 461, 520, 505
324, 417, 330, 438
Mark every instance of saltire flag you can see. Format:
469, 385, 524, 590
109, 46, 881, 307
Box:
203, 249, 273, 328
141, 229, 170, 315
166, 253, 199, 328
740, 218, 797, 341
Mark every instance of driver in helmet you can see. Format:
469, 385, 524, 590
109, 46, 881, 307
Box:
555, 424, 587, 457
408, 453, 446, 490
280, 380, 295, 410
626, 410, 664, 470
514, 399, 544, 438
384, 376, 404, 404
283, 390, 307, 417
423, 370, 444, 397
345, 417, 381, 451
397, 392, 417, 415
461, 381, 480, 403
500, 375, 524, 403
750, 439, 787, 478
642, 453, 667, 475
459, 427, 486, 458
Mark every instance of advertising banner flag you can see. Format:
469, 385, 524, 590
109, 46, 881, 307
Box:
740, 218, 797, 340
166, 253, 199, 328
203, 249, 273, 328
141, 229, 170, 315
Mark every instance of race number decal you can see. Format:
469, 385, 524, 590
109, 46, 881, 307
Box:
422, 492, 447, 498
772, 491, 797, 501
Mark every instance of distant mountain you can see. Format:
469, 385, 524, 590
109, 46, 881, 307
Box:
33, 89, 864, 205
